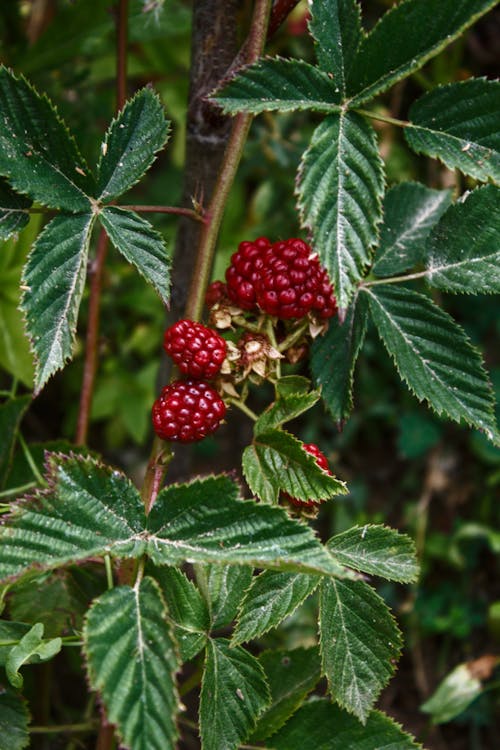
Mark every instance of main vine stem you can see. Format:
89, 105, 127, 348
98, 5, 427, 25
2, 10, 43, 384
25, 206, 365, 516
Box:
140, 0, 273, 513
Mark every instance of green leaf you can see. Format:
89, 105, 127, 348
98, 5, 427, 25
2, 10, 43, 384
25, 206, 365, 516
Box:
0, 453, 146, 582
327, 525, 419, 582
0, 66, 93, 211
84, 578, 179, 750
232, 571, 319, 645
0, 179, 31, 241
152, 566, 209, 662
197, 564, 253, 629
255, 390, 321, 434
405, 79, 500, 184
0, 396, 31, 489
0, 225, 36, 387
275, 376, 311, 398
97, 87, 170, 202
320, 579, 402, 722
0, 622, 31, 666
309, 0, 363, 95
421, 662, 487, 724
364, 285, 499, 442
251, 647, 322, 741
99, 207, 169, 303
147, 476, 347, 577
271, 700, 421, 749
297, 112, 384, 310
21, 213, 96, 393
311, 292, 368, 423
6, 622, 61, 688
0, 455, 349, 582
243, 428, 347, 505
211, 58, 341, 114
0, 686, 30, 750
8, 570, 87, 637
425, 185, 500, 294
199, 638, 270, 750
346, 0, 498, 106
373, 182, 452, 277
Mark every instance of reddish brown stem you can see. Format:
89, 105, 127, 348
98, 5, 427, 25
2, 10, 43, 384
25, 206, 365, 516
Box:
75, 229, 109, 445
119, 204, 205, 222
267, 0, 302, 38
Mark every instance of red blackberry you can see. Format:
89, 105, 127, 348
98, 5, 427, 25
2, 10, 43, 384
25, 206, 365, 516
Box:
152, 379, 226, 443
256, 238, 336, 320
205, 280, 228, 308
163, 319, 227, 379
225, 236, 271, 310
282, 443, 332, 509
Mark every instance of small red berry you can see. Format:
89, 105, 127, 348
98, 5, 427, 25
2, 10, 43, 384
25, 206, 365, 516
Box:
205, 280, 228, 308
282, 443, 332, 509
256, 238, 337, 320
225, 237, 271, 310
163, 319, 227, 379
152, 379, 226, 443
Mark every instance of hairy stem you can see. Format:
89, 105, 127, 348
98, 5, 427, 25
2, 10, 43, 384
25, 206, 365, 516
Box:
119, 204, 205, 221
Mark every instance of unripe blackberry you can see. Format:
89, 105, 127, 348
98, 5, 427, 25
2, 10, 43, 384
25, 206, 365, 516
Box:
152, 379, 226, 443
256, 238, 337, 320
282, 443, 332, 508
225, 236, 271, 310
163, 319, 227, 379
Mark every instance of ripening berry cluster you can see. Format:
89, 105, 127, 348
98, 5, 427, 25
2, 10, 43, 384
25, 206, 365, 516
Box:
224, 236, 337, 320
152, 320, 227, 443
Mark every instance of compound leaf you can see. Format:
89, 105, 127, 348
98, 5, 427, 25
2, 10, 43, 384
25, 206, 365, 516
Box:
271, 700, 421, 749
242, 428, 347, 506
0, 179, 31, 241
0, 65, 93, 211
309, 0, 363, 95
84, 577, 179, 750
0, 453, 146, 583
146, 476, 347, 577
232, 571, 319, 646
6, 622, 61, 689
373, 182, 452, 277
327, 525, 419, 582
21, 213, 96, 393
251, 647, 322, 741
97, 87, 170, 202
99, 207, 169, 304
297, 112, 384, 311
200, 638, 270, 750
347, 0, 498, 106
311, 292, 368, 423
364, 285, 499, 443
319, 578, 402, 722
425, 185, 500, 294
405, 79, 500, 184
211, 58, 341, 114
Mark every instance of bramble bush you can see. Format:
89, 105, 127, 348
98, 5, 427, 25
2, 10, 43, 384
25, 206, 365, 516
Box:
0, 1, 499, 748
